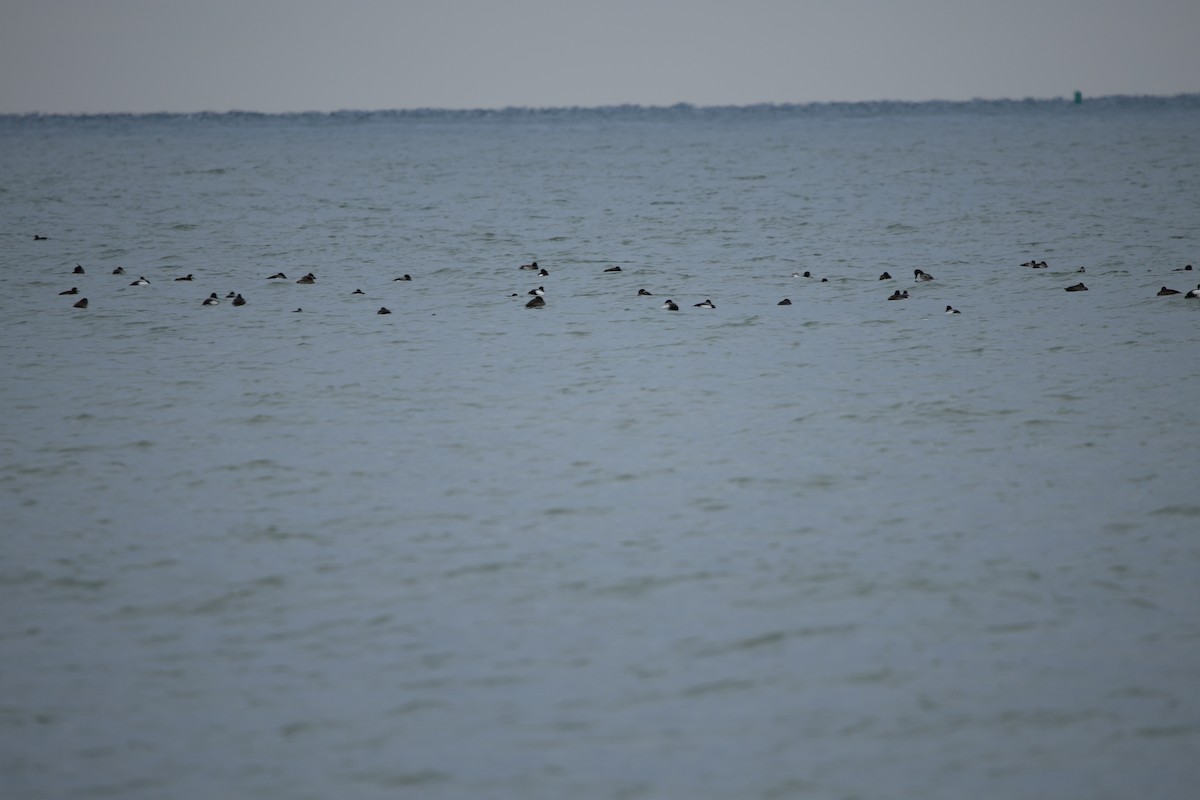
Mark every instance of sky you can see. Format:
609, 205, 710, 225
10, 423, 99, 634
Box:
2, 0, 1198, 114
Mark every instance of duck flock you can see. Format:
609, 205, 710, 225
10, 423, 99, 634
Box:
47, 245, 1200, 315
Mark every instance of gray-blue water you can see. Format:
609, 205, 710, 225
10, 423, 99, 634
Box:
2, 99, 1199, 799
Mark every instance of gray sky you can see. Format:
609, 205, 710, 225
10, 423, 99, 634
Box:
2, 0, 1198, 113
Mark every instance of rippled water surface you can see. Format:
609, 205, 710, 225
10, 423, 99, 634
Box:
2, 99, 1199, 799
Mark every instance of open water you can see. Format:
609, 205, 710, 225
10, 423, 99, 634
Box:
2, 98, 1199, 799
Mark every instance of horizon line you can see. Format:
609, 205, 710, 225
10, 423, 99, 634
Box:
4, 92, 1199, 118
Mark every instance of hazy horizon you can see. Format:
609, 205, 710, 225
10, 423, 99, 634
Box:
3, 0, 1198, 116
4, 92, 1199, 118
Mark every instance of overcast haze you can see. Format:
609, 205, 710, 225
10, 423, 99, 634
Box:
2, 0, 1198, 114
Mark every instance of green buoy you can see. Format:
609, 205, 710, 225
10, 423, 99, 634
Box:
1074, 90, 1082, 104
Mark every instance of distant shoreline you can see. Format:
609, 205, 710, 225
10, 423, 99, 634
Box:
4, 93, 1199, 119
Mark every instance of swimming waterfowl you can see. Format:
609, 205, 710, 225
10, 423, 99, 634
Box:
33, 235, 47, 240
1065, 283, 1088, 292
1184, 284, 1200, 299
519, 261, 539, 270
694, 299, 715, 308
637, 289, 653, 296
1022, 260, 1049, 268
778, 298, 792, 305
604, 265, 622, 272
662, 300, 679, 311
1157, 286, 1181, 296
525, 295, 546, 308
538, 268, 549, 277
879, 272, 892, 280
914, 268, 933, 281
175, 274, 194, 281
945, 305, 961, 314
112, 267, 125, 275
792, 271, 812, 278
528, 286, 545, 297
130, 276, 149, 286
1174, 264, 1193, 272
202, 293, 219, 306
394, 274, 412, 281
1077, 267, 1086, 273
296, 273, 316, 284
377, 307, 392, 314
226, 291, 237, 298
888, 290, 909, 300
352, 289, 364, 295
231, 294, 246, 306
73, 298, 88, 308
292, 308, 302, 312
267, 272, 287, 279
73, 264, 85, 274
59, 287, 78, 295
